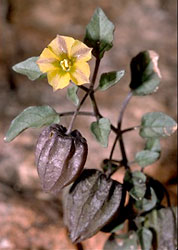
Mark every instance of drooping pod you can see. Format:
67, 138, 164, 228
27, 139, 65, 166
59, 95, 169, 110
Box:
63, 169, 126, 243
35, 124, 88, 194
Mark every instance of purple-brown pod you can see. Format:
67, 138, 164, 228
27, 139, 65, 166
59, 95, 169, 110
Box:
35, 124, 88, 194
63, 169, 126, 243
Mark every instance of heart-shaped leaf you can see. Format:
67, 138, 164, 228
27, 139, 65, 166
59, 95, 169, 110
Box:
129, 50, 161, 95
12, 56, 45, 80
99, 71, 125, 91
90, 118, 111, 147
4, 106, 60, 142
135, 150, 160, 168
140, 112, 177, 138
124, 170, 147, 200
67, 85, 79, 106
64, 169, 125, 243
84, 8, 115, 58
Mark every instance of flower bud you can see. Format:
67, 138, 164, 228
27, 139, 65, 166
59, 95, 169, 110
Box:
35, 124, 88, 194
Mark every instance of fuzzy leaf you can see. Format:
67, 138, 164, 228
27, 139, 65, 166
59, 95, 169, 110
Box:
90, 118, 111, 147
145, 138, 161, 152
144, 207, 177, 250
135, 187, 157, 212
67, 85, 79, 106
137, 227, 153, 250
4, 106, 60, 142
124, 170, 147, 200
103, 234, 120, 250
115, 231, 138, 249
129, 50, 161, 95
99, 71, 125, 91
135, 150, 160, 168
84, 8, 115, 58
147, 177, 164, 204
12, 56, 45, 80
140, 112, 177, 138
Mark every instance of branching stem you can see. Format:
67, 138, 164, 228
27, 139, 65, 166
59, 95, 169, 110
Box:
67, 56, 101, 134
109, 92, 133, 169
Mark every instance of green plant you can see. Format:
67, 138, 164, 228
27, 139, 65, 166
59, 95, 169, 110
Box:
4, 7, 177, 250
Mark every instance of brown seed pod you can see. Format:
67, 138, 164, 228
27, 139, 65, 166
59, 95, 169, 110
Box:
35, 124, 88, 194
63, 169, 126, 243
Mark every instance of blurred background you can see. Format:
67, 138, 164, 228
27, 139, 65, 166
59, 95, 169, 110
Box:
0, 0, 177, 249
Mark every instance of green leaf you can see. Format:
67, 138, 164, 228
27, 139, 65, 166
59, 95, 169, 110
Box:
90, 118, 111, 147
135, 150, 160, 168
147, 177, 164, 204
134, 216, 145, 228
115, 231, 139, 249
145, 138, 161, 153
99, 71, 125, 91
84, 8, 115, 58
124, 170, 147, 200
140, 112, 177, 138
110, 223, 125, 233
4, 106, 60, 142
137, 227, 153, 250
104, 232, 138, 250
144, 207, 177, 250
12, 56, 45, 81
135, 187, 157, 212
135, 138, 161, 168
67, 85, 79, 106
129, 50, 161, 95
103, 234, 119, 250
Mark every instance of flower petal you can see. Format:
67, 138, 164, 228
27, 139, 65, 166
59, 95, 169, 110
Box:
47, 70, 70, 90
70, 40, 92, 61
37, 48, 59, 73
70, 61, 90, 85
48, 35, 75, 58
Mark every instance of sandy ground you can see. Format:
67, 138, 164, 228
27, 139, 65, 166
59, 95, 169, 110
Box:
0, 0, 177, 249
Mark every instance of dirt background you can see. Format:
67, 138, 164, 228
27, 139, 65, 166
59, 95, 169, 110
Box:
0, 0, 177, 249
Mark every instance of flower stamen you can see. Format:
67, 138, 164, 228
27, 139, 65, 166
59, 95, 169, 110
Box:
60, 59, 71, 71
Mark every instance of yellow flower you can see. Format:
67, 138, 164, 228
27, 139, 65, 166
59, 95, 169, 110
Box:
37, 35, 92, 91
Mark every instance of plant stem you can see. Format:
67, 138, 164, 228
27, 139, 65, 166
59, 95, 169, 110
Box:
109, 91, 133, 169
59, 111, 95, 117
117, 91, 133, 128
109, 135, 118, 161
78, 85, 89, 92
90, 57, 100, 88
121, 125, 140, 134
67, 57, 101, 134
89, 91, 102, 120
109, 127, 139, 162
66, 92, 89, 134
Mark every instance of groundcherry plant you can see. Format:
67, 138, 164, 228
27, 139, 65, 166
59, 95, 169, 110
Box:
4, 8, 177, 250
